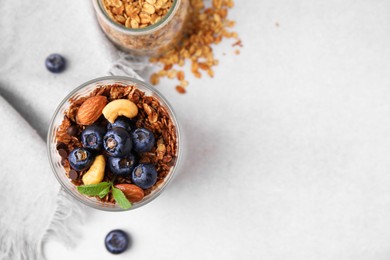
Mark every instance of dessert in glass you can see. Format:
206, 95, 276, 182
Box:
47, 76, 181, 211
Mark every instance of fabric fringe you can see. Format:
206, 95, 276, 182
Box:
0, 189, 85, 260
0, 231, 38, 260
39, 189, 86, 260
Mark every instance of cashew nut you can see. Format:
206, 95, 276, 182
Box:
82, 155, 105, 185
102, 99, 138, 123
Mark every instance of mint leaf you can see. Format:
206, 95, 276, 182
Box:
112, 187, 132, 210
98, 186, 111, 198
77, 182, 112, 196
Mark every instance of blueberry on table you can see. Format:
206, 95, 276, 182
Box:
68, 148, 94, 171
103, 127, 132, 157
105, 230, 129, 254
131, 128, 155, 153
132, 163, 158, 189
45, 54, 66, 73
107, 116, 134, 133
81, 125, 106, 151
108, 153, 137, 176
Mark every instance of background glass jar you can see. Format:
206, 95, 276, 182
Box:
92, 0, 189, 57
47, 76, 183, 211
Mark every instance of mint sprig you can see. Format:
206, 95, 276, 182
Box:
77, 182, 111, 196
98, 185, 111, 198
77, 181, 132, 210
112, 187, 132, 210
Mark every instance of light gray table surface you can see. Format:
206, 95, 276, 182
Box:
10, 0, 390, 259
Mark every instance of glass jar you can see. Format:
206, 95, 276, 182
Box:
47, 76, 183, 211
92, 0, 189, 57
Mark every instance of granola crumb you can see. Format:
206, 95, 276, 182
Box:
150, 73, 160, 85
232, 39, 243, 47
175, 86, 186, 94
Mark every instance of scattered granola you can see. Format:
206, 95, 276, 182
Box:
55, 84, 178, 207
149, 0, 242, 93
95, 0, 242, 94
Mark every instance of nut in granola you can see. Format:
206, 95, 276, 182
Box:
102, 99, 139, 123
76, 96, 107, 125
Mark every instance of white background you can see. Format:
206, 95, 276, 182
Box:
44, 0, 390, 259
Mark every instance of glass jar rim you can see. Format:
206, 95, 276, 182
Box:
92, 0, 180, 35
47, 76, 182, 211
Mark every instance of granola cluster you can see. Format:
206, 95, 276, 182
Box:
56, 84, 178, 203
149, 0, 241, 94
103, 0, 174, 28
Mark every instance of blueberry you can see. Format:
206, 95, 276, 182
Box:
103, 127, 132, 157
81, 125, 106, 151
107, 116, 134, 133
132, 163, 158, 189
45, 54, 66, 73
131, 128, 155, 153
105, 230, 129, 254
68, 148, 94, 171
108, 153, 137, 176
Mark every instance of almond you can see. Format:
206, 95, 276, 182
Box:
114, 184, 144, 203
76, 96, 107, 125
